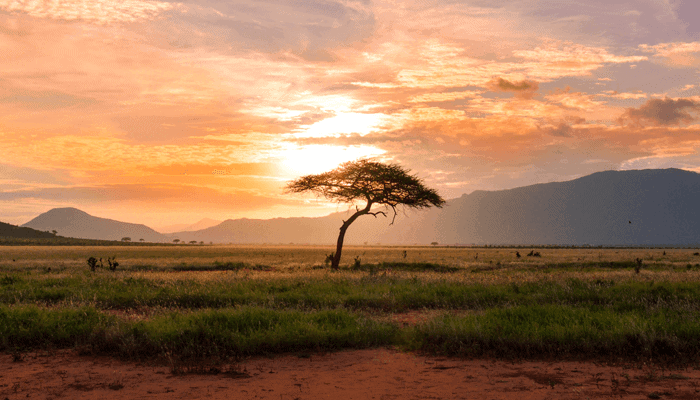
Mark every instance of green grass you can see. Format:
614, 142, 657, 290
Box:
2, 303, 699, 365
3, 245, 700, 365
409, 305, 700, 364
0, 305, 397, 360
0, 306, 115, 350
137, 307, 396, 359
3, 271, 700, 314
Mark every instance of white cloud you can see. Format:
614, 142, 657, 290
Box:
0, 0, 175, 24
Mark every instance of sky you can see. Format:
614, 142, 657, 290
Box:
1, 0, 699, 230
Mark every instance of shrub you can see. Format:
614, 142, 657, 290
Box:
87, 257, 98, 272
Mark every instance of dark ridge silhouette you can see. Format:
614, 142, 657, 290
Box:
22, 207, 166, 242
429, 168, 700, 246
0, 221, 57, 239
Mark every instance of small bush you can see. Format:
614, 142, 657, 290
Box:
107, 257, 119, 271
0, 275, 18, 285
87, 257, 98, 272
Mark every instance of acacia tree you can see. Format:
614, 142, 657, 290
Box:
285, 159, 445, 269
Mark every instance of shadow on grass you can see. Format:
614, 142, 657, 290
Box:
170, 261, 273, 272
348, 262, 459, 273
127, 262, 274, 272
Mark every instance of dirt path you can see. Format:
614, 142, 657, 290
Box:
2, 349, 699, 399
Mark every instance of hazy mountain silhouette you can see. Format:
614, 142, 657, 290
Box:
22, 208, 167, 242
0, 221, 57, 239
157, 218, 221, 234
168, 215, 346, 244
18, 169, 700, 246
428, 168, 700, 245
171, 168, 700, 246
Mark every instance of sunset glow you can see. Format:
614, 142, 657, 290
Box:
1, 0, 700, 229
295, 112, 388, 138
279, 144, 387, 176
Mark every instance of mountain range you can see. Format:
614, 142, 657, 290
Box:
16, 168, 700, 246
22, 208, 166, 242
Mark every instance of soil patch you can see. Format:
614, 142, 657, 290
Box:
2, 349, 700, 399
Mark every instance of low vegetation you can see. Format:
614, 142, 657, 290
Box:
0, 305, 396, 361
2, 245, 700, 365
0, 236, 171, 246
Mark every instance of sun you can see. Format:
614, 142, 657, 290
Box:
279, 144, 386, 176
295, 112, 387, 138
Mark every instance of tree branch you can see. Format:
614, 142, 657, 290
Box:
388, 204, 398, 224
367, 211, 386, 218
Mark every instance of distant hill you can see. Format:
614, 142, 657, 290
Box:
0, 221, 57, 239
170, 168, 700, 246
22, 208, 167, 242
428, 168, 700, 246
157, 218, 221, 234
169, 214, 349, 244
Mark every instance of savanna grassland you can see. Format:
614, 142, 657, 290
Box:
2, 245, 700, 367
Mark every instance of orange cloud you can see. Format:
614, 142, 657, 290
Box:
639, 41, 700, 67
619, 97, 700, 126
540, 122, 574, 137
0, 132, 287, 175
545, 87, 606, 111
514, 40, 647, 79
486, 77, 539, 99
598, 91, 648, 100
144, 163, 278, 178
408, 91, 482, 103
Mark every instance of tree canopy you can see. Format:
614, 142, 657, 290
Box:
285, 159, 445, 223
285, 159, 445, 269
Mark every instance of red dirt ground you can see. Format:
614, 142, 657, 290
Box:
2, 349, 700, 399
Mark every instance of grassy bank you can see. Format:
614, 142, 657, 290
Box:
410, 305, 700, 364
3, 245, 700, 365
0, 305, 396, 359
2, 304, 700, 365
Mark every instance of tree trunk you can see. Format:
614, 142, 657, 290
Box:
331, 223, 350, 270
330, 203, 371, 270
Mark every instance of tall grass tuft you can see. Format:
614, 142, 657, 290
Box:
0, 305, 397, 360
409, 305, 700, 364
0, 305, 116, 349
